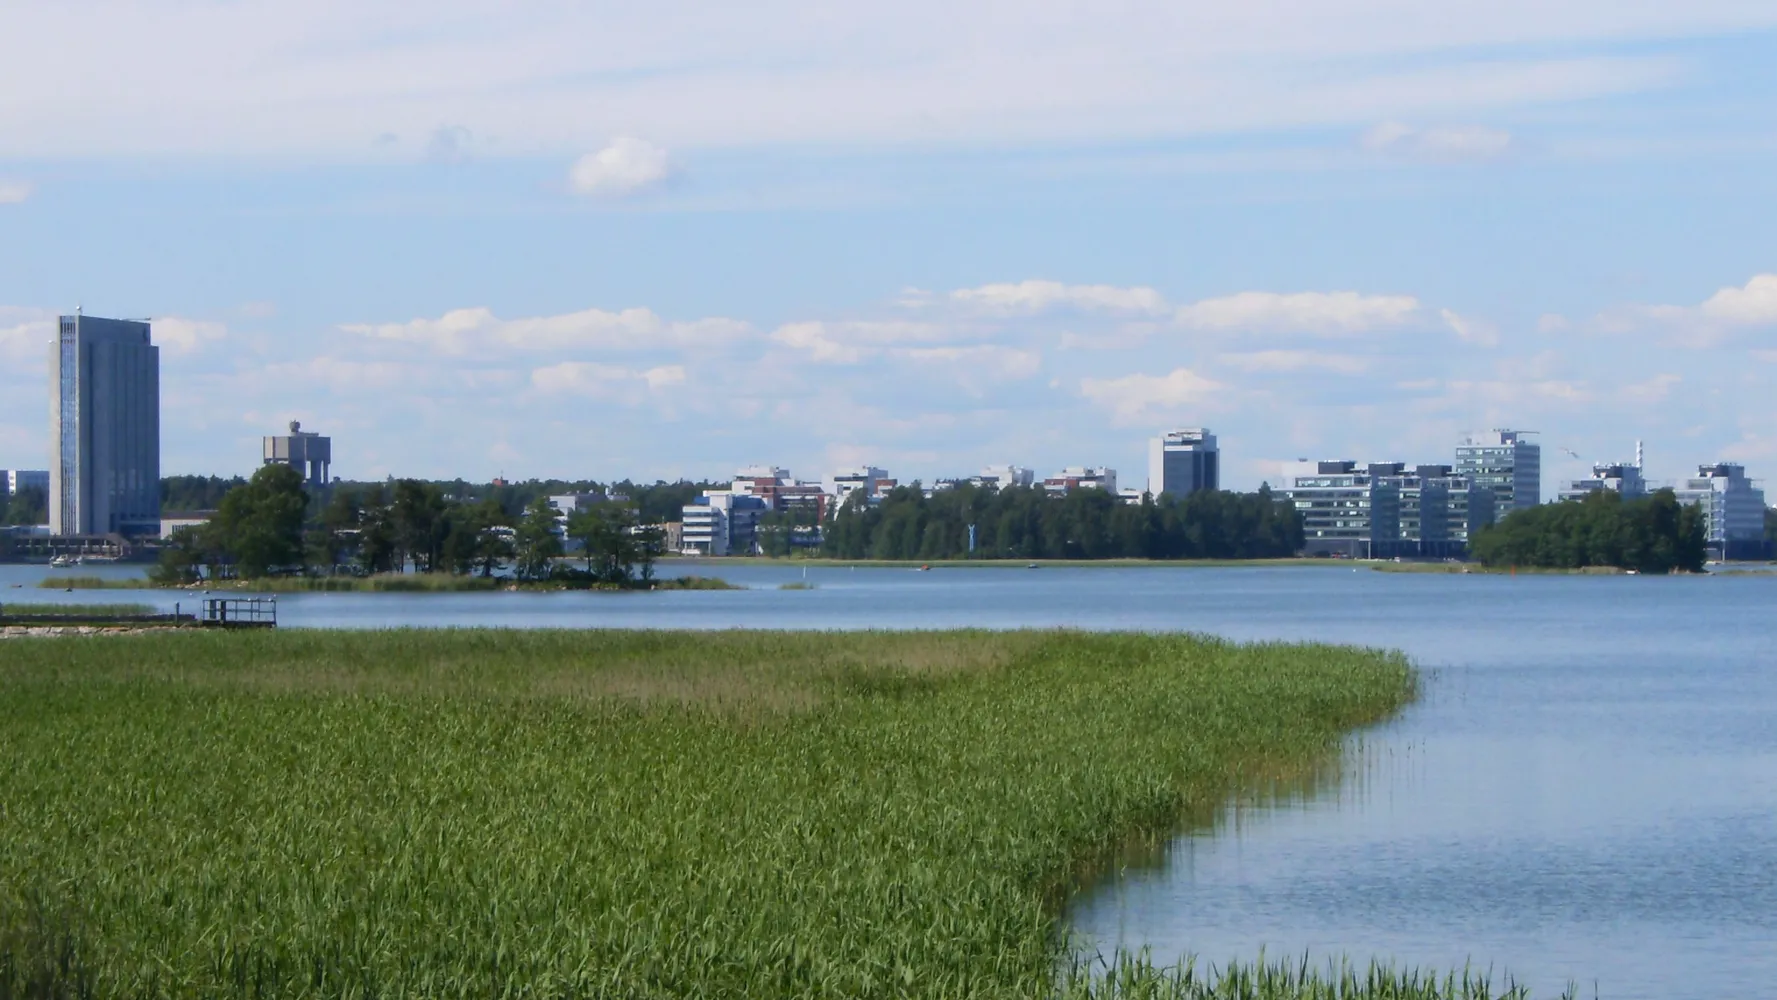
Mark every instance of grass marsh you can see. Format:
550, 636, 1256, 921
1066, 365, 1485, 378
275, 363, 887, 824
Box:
0, 628, 1495, 998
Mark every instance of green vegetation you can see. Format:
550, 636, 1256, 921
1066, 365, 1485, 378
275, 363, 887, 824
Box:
160, 474, 247, 512
2, 485, 46, 526
1470, 489, 1708, 574
37, 576, 124, 590
822, 484, 1303, 561
151, 468, 673, 589
0, 629, 1441, 999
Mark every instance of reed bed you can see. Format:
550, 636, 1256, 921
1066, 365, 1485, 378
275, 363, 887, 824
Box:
0, 628, 1501, 999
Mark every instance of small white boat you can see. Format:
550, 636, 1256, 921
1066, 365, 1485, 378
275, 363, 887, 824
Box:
49, 555, 76, 568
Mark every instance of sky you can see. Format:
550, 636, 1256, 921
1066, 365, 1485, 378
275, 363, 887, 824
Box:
3, 1, 1777, 495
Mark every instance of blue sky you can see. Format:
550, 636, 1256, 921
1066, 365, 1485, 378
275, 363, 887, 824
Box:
3, 2, 1777, 494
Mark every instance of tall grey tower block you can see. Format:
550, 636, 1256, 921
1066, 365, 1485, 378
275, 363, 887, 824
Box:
50, 314, 161, 536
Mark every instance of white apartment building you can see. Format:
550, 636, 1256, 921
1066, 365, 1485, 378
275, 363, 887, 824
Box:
975, 465, 1035, 490
825, 466, 889, 501
1044, 466, 1117, 494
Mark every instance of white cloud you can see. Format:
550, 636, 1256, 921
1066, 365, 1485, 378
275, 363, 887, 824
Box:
1361, 122, 1515, 162
1572, 273, 1777, 347
343, 306, 751, 354
1218, 350, 1370, 374
949, 280, 1168, 316
0, 179, 31, 203
0, 309, 53, 362
1079, 367, 1223, 426
904, 345, 1042, 381
1175, 291, 1421, 334
1620, 373, 1681, 404
531, 361, 686, 397
1699, 274, 1777, 326
569, 138, 673, 197
770, 320, 955, 364
0, 4, 1733, 159
153, 317, 228, 355
1441, 308, 1500, 347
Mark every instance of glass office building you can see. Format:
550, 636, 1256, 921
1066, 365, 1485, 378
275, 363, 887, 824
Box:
1147, 428, 1218, 499
1455, 429, 1541, 515
50, 313, 160, 536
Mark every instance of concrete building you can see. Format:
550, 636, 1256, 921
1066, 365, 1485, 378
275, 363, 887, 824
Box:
975, 465, 1035, 491
1147, 428, 1218, 499
159, 511, 213, 539
1455, 429, 1540, 515
50, 313, 160, 537
1675, 463, 1769, 560
263, 421, 332, 488
826, 466, 889, 503
733, 467, 831, 522
680, 491, 767, 556
1044, 466, 1117, 494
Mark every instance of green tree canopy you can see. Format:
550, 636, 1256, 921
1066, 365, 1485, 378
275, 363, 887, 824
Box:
1469, 489, 1707, 573
210, 464, 309, 578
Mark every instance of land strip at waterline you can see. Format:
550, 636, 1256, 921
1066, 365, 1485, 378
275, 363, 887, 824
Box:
1, 629, 1545, 998
36, 572, 740, 592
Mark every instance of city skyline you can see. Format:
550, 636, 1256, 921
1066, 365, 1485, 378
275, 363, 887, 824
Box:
3, 5, 1776, 490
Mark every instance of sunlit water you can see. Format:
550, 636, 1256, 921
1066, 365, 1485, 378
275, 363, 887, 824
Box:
3, 561, 1773, 997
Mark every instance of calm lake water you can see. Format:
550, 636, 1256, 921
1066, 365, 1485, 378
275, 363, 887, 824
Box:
3, 560, 1773, 998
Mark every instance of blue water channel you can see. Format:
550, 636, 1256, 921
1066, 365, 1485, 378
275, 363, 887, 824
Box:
3, 561, 1773, 998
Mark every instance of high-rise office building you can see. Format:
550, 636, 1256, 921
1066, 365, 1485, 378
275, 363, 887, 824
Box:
1147, 428, 1218, 499
1455, 429, 1540, 516
263, 421, 332, 488
50, 313, 160, 536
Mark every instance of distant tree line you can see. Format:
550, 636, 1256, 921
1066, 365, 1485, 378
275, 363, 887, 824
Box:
153, 466, 664, 584
819, 484, 1304, 561
155, 475, 717, 526
3, 486, 46, 526
1469, 489, 1708, 574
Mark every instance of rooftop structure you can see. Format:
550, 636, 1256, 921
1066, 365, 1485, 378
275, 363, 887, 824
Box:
1147, 428, 1218, 499
50, 313, 160, 537
263, 421, 332, 488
